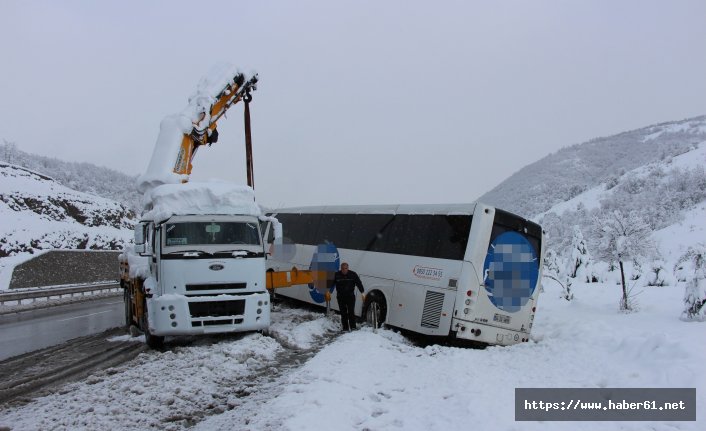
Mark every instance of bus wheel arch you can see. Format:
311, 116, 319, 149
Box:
363, 290, 387, 328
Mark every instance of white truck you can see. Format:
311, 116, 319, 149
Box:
119, 66, 276, 347
120, 65, 320, 347
120, 183, 272, 348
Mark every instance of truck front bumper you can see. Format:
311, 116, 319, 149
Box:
147, 292, 271, 336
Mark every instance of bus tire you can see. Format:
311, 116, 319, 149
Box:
364, 292, 387, 329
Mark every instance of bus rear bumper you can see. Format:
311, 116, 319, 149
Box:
453, 320, 530, 346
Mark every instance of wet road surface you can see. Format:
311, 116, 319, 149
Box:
0, 295, 124, 361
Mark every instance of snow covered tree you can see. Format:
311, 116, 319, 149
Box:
566, 225, 596, 282
2, 139, 19, 164
592, 210, 654, 311
543, 248, 561, 278
631, 258, 644, 281
676, 245, 706, 320
542, 248, 572, 299
648, 259, 674, 287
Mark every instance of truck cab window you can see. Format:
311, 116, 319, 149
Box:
165, 222, 262, 246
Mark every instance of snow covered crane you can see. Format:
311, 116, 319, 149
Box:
137, 65, 258, 193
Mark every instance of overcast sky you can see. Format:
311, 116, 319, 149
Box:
2, 0, 705, 208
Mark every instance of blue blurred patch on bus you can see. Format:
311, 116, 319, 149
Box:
483, 231, 539, 313
308, 243, 340, 303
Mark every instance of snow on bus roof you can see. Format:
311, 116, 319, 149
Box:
141, 181, 260, 223
270, 203, 478, 216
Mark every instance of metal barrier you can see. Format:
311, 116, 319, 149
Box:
0, 282, 121, 305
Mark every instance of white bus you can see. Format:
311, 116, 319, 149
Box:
262, 203, 544, 346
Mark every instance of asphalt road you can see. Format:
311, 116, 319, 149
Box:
0, 296, 124, 361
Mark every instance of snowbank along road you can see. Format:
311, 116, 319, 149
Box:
0, 303, 341, 430
0, 285, 704, 431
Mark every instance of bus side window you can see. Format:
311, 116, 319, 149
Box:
426, 215, 472, 260
382, 214, 431, 257
348, 214, 395, 252
315, 214, 354, 247
276, 213, 321, 245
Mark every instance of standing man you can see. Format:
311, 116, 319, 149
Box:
333, 262, 365, 331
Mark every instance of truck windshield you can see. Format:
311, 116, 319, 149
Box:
164, 221, 261, 246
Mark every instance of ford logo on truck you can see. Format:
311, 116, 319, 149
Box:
209, 263, 225, 271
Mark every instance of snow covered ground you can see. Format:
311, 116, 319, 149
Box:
1, 284, 703, 431
198, 282, 704, 431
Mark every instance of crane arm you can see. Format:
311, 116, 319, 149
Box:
137, 67, 258, 195
174, 73, 258, 177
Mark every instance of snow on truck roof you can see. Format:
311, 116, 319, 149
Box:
140, 181, 260, 223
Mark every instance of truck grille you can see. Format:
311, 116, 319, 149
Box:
185, 283, 247, 292
188, 300, 245, 318
192, 318, 244, 327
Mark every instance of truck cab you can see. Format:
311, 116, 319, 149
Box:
127, 213, 270, 346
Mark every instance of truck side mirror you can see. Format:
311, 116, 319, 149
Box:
134, 223, 151, 256
134, 224, 145, 245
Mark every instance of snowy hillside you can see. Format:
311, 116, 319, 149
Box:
538, 141, 706, 282
480, 115, 706, 218
0, 141, 141, 212
474, 115, 706, 316
0, 163, 135, 288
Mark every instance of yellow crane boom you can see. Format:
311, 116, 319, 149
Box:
173, 73, 258, 181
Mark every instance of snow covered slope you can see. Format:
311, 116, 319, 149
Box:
537, 140, 706, 279
0, 163, 135, 289
480, 115, 706, 218
0, 142, 141, 212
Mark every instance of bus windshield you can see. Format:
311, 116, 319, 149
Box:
164, 221, 261, 247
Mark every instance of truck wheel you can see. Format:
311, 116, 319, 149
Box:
364, 293, 387, 328
123, 288, 132, 328
141, 305, 164, 349
145, 329, 165, 349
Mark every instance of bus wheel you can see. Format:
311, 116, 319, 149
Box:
364, 293, 387, 328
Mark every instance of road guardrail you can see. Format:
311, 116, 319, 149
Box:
0, 282, 121, 305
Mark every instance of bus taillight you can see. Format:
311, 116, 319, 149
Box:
466, 290, 473, 297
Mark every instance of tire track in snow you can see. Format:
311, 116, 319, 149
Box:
0, 304, 343, 430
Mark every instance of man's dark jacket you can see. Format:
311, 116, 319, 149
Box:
333, 270, 364, 297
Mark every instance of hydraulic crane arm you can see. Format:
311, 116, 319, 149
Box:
137, 67, 258, 194
173, 73, 258, 178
